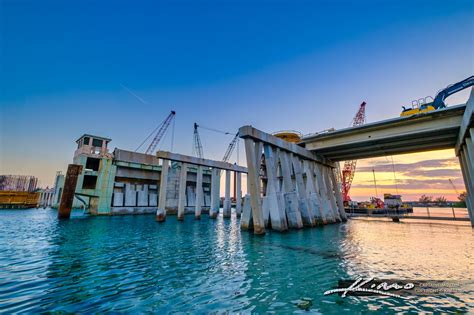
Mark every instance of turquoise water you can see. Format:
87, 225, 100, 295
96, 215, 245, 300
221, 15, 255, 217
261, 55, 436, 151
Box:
0, 209, 472, 313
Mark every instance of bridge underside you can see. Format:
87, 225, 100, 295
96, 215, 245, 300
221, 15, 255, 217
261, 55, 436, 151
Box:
302, 88, 474, 227
302, 105, 465, 161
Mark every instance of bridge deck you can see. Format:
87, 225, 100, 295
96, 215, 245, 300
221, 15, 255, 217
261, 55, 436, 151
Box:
301, 104, 466, 161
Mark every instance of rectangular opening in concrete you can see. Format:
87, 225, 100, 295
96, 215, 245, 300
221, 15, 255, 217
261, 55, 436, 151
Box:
85, 157, 100, 171
82, 175, 98, 189
92, 139, 103, 147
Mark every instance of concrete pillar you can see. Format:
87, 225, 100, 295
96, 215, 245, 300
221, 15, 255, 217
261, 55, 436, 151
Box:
263, 144, 288, 231
235, 172, 242, 217
314, 164, 335, 223
279, 151, 303, 229
177, 163, 188, 221
195, 165, 203, 220
156, 159, 169, 222
58, 164, 82, 219
210, 168, 220, 219
329, 167, 347, 221
244, 138, 265, 235
223, 169, 232, 218
303, 160, 325, 224
460, 146, 474, 227
291, 154, 314, 227
322, 166, 342, 222
241, 194, 253, 230
465, 132, 474, 173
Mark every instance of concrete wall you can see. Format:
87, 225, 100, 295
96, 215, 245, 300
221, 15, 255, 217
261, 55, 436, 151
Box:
57, 147, 213, 215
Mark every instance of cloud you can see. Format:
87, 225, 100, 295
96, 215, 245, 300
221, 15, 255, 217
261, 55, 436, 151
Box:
350, 156, 465, 200
354, 178, 465, 190
356, 158, 459, 174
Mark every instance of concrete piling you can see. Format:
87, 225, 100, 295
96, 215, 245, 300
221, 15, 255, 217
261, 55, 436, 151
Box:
177, 162, 188, 221
156, 159, 169, 222
239, 126, 347, 233
235, 172, 242, 217
223, 170, 231, 218
210, 168, 220, 219
195, 165, 203, 220
244, 138, 266, 235
58, 164, 82, 219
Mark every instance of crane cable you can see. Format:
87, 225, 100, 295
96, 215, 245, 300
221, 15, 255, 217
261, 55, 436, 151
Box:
135, 118, 167, 152
197, 125, 233, 135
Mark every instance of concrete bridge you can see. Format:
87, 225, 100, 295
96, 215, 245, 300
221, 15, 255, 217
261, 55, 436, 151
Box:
301, 88, 474, 226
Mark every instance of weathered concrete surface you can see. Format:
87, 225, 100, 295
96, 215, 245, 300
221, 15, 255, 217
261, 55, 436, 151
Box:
235, 172, 242, 217
58, 164, 82, 219
195, 166, 203, 219
210, 168, 220, 219
157, 151, 247, 173
156, 159, 169, 222
223, 170, 232, 218
244, 138, 266, 235
239, 125, 334, 167
240, 126, 346, 233
177, 163, 188, 221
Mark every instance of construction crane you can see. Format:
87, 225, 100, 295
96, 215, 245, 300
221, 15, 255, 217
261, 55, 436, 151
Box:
193, 123, 204, 158
222, 133, 239, 163
192, 123, 239, 163
136, 111, 176, 155
341, 102, 366, 202
401, 75, 474, 117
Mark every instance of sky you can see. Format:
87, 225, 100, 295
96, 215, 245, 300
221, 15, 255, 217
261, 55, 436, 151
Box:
0, 0, 473, 200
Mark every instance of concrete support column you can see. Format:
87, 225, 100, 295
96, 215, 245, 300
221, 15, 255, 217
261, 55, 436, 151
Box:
244, 138, 265, 235
279, 151, 303, 229
210, 168, 220, 219
156, 159, 169, 222
465, 132, 474, 172
460, 146, 474, 227
322, 166, 342, 222
223, 169, 232, 218
329, 167, 347, 221
177, 163, 188, 221
314, 164, 335, 223
235, 172, 242, 217
291, 154, 314, 227
263, 144, 288, 231
195, 165, 203, 220
58, 164, 83, 219
303, 160, 325, 224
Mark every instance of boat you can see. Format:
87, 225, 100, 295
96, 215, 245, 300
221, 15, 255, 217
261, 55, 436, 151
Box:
345, 194, 413, 215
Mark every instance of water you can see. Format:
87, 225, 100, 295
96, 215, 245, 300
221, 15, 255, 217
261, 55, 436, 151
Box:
0, 209, 472, 313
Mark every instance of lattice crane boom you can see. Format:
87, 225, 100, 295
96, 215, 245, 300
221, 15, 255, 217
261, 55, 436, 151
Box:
222, 133, 239, 162
193, 123, 204, 158
342, 102, 366, 202
145, 111, 176, 155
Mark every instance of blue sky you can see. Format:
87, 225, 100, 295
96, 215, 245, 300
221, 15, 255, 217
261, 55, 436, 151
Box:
1, 0, 473, 190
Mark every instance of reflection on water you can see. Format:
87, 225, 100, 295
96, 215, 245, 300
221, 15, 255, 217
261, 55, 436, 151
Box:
0, 208, 472, 313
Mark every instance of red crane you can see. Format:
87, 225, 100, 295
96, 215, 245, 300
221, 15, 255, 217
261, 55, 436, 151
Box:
341, 102, 366, 202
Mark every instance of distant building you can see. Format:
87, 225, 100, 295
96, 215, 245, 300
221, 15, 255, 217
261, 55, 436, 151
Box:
0, 175, 38, 192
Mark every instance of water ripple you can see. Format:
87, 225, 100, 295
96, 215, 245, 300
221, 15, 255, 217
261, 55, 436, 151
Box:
0, 209, 472, 313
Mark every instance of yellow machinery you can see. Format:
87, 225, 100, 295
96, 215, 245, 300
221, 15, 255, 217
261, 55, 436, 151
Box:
400, 97, 436, 117
273, 130, 302, 143
0, 191, 39, 209
400, 75, 473, 117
